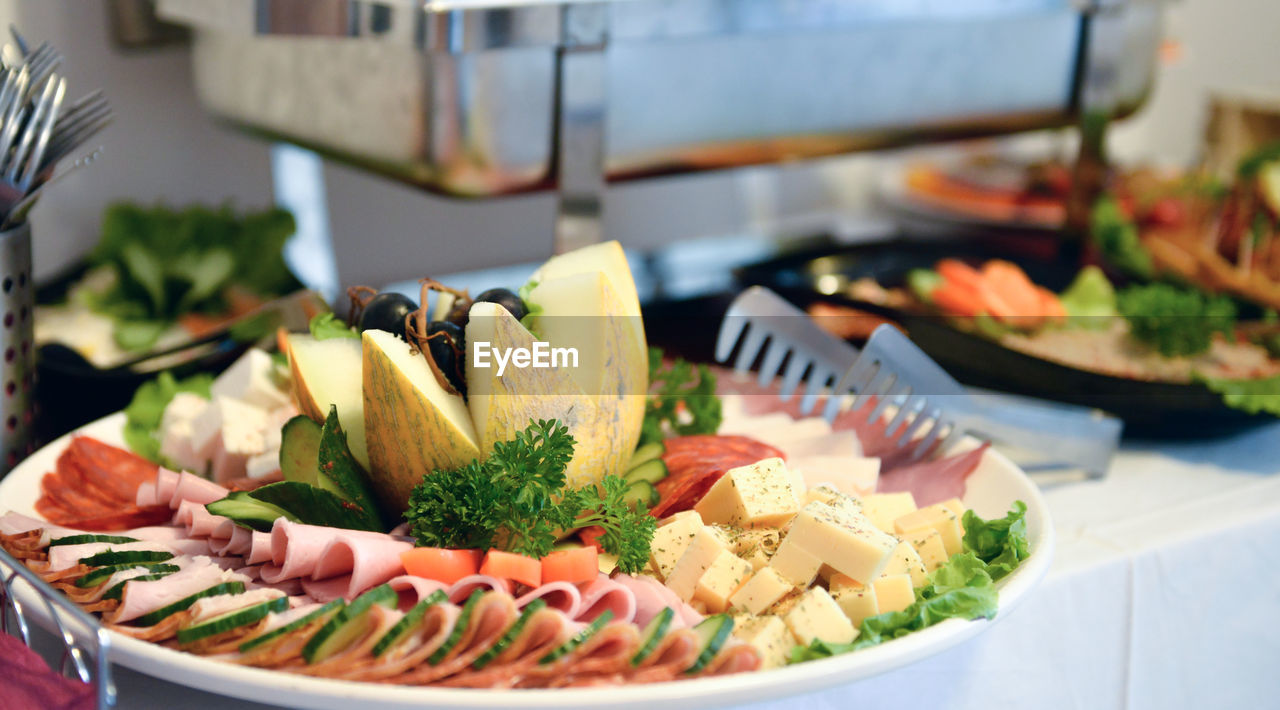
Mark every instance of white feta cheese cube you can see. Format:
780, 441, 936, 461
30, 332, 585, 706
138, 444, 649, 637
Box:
190, 396, 269, 461
212, 349, 291, 411
246, 450, 281, 480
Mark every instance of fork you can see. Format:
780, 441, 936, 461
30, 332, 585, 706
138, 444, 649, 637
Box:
0, 72, 65, 212
716, 286, 1122, 477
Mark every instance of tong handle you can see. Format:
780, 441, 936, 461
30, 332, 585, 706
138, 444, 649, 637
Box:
950, 395, 1122, 478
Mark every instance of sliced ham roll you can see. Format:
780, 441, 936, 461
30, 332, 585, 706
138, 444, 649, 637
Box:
122, 526, 187, 543
188, 588, 284, 624
517, 621, 642, 688
247, 531, 273, 565
627, 627, 701, 684
611, 574, 701, 629
42, 540, 179, 573
387, 575, 449, 612
176, 500, 233, 538
170, 472, 228, 507
210, 526, 253, 557
436, 605, 574, 688
696, 639, 762, 676
261, 520, 394, 584
384, 592, 518, 685
332, 602, 461, 681
106, 559, 249, 624
0, 511, 76, 545
256, 576, 305, 598
575, 576, 636, 624
135, 481, 158, 507
154, 468, 181, 503
309, 534, 412, 589
292, 604, 403, 677
515, 581, 581, 618
876, 442, 988, 506
446, 575, 511, 603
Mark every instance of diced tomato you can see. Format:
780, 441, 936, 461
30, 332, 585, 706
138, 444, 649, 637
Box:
540, 546, 599, 585
479, 550, 542, 589
400, 547, 482, 585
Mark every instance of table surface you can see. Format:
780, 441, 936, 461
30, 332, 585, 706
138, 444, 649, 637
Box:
29, 420, 1280, 710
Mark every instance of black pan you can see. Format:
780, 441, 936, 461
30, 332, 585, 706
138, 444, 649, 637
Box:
735, 237, 1275, 438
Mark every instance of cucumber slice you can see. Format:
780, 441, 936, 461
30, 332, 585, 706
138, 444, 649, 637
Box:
539, 609, 614, 664
302, 583, 397, 664
177, 596, 289, 645
280, 415, 345, 498
79, 549, 174, 567
684, 614, 733, 674
371, 590, 448, 657
205, 494, 296, 533
239, 599, 344, 653
623, 480, 658, 509
626, 442, 664, 471
49, 534, 138, 547
624, 458, 668, 486
472, 598, 546, 670
316, 406, 385, 531
75, 562, 179, 588
131, 581, 246, 627
101, 569, 180, 601
428, 590, 484, 665
630, 607, 675, 666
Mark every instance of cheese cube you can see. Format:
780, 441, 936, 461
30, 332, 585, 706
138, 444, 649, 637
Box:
695, 551, 754, 613
871, 574, 914, 614
734, 615, 793, 669
649, 511, 705, 580
159, 420, 203, 473
190, 397, 269, 460
767, 537, 822, 587
730, 528, 781, 570
784, 588, 857, 646
162, 392, 209, 432
785, 502, 898, 584
694, 458, 801, 528
880, 540, 929, 587
860, 492, 917, 533
894, 504, 964, 556
831, 582, 879, 625
665, 527, 731, 602
940, 498, 967, 519
907, 529, 949, 571
729, 566, 794, 615
212, 349, 291, 411
209, 439, 248, 484
768, 590, 804, 616
246, 450, 281, 480
804, 486, 863, 521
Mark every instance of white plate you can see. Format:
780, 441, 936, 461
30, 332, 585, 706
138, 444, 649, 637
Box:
1, 411, 1055, 710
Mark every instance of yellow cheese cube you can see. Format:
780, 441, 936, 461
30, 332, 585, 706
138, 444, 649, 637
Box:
649, 511, 706, 581
768, 590, 804, 616
695, 550, 754, 613
804, 485, 863, 521
907, 528, 948, 571
786, 466, 807, 505
871, 574, 914, 614
767, 536, 822, 586
894, 504, 964, 556
860, 492, 917, 533
783, 587, 858, 646
880, 540, 929, 587
785, 502, 898, 583
939, 497, 966, 519
734, 615, 793, 669
731, 528, 782, 570
664, 526, 730, 602
729, 565, 795, 615
831, 582, 879, 625
694, 458, 801, 528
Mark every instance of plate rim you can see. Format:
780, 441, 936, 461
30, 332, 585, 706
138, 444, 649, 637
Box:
2, 410, 1055, 710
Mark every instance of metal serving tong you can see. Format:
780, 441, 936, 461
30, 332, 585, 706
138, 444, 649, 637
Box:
715, 286, 1122, 478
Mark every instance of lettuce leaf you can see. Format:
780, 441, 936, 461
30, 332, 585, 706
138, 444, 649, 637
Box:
123, 371, 213, 463
1090, 198, 1154, 279
1058, 266, 1119, 329
308, 313, 358, 341
790, 501, 1029, 663
1197, 374, 1280, 417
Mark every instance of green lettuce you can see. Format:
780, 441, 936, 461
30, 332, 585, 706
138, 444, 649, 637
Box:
1058, 266, 1119, 329
308, 313, 358, 341
1197, 374, 1280, 417
123, 371, 213, 464
790, 500, 1029, 663
1090, 198, 1154, 280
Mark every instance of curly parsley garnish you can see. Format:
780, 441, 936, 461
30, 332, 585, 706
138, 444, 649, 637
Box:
405, 419, 656, 573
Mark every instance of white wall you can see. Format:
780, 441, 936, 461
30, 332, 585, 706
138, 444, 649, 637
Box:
9, 0, 1280, 288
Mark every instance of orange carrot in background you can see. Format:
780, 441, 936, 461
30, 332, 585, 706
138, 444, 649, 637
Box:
931, 282, 985, 317
479, 550, 542, 589
540, 547, 599, 585
936, 259, 984, 292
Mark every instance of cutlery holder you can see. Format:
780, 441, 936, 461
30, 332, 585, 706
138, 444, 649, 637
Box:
0, 222, 33, 476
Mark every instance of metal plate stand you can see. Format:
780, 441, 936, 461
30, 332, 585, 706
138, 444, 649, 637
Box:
553, 3, 608, 254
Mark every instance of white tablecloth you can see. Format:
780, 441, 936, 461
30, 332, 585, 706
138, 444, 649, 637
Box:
29, 423, 1280, 710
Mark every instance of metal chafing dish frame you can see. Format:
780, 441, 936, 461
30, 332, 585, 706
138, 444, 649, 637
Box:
156, 0, 1165, 252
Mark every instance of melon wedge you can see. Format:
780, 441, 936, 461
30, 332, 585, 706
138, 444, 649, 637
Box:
466, 302, 623, 489
362, 329, 481, 513
287, 334, 369, 471
527, 240, 645, 353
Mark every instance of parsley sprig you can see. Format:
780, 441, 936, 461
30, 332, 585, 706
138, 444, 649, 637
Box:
640, 347, 722, 446
405, 419, 656, 573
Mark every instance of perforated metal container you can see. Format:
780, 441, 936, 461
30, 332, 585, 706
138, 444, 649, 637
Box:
0, 222, 34, 476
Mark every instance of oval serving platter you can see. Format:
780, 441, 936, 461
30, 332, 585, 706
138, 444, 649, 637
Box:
0, 411, 1054, 710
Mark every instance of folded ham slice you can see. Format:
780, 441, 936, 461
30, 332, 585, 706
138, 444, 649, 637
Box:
169, 473, 228, 508
611, 573, 701, 628
154, 468, 181, 504
436, 606, 573, 688
514, 581, 581, 618
446, 575, 511, 603
575, 576, 636, 624
188, 588, 285, 624
44, 540, 180, 573
134, 481, 158, 507
107, 559, 249, 624
386, 575, 449, 611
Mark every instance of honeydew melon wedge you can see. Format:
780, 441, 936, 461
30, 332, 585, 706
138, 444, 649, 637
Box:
286, 334, 370, 471
362, 329, 481, 512
526, 240, 645, 351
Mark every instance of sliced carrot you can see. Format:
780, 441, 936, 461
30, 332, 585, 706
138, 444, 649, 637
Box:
931, 282, 985, 317
1037, 287, 1068, 320
401, 548, 482, 585
936, 259, 985, 292
479, 550, 542, 589
540, 547, 599, 585
977, 280, 1022, 322
982, 261, 1043, 313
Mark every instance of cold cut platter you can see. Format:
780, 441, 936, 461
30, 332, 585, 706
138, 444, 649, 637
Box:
2, 242, 1053, 709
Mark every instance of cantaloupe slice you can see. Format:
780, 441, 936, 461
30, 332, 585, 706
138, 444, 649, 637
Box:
362, 329, 481, 512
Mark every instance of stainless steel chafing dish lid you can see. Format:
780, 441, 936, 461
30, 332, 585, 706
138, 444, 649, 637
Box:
157, 0, 1165, 197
